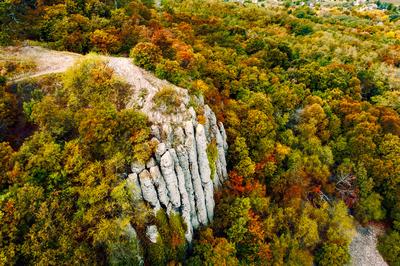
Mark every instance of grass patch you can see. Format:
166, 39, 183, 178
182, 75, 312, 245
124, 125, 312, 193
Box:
152, 86, 183, 114
207, 139, 218, 180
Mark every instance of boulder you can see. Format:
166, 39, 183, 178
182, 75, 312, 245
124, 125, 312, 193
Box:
215, 128, 228, 181
146, 225, 159, 244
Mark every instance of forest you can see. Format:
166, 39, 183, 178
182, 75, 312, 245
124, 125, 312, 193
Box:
1, 0, 400, 265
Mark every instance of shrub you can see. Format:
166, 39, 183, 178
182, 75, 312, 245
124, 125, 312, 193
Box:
378, 231, 400, 266
63, 56, 130, 110
155, 59, 183, 84
207, 140, 218, 180
315, 243, 350, 266
130, 42, 162, 71
290, 20, 314, 36
152, 86, 182, 114
0, 59, 36, 78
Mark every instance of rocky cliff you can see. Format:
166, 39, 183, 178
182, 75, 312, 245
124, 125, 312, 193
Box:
107, 57, 228, 243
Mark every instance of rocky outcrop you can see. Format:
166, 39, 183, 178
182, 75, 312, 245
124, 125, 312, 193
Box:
128, 107, 228, 242
184, 120, 208, 226
195, 124, 214, 222
109, 51, 228, 242
149, 165, 169, 208
125, 98, 228, 242
138, 170, 161, 211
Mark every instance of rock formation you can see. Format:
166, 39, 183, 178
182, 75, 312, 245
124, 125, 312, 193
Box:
112, 57, 229, 243
128, 104, 228, 242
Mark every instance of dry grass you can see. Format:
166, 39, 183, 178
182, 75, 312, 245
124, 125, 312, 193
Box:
0, 57, 37, 78
381, 0, 400, 4
152, 86, 183, 113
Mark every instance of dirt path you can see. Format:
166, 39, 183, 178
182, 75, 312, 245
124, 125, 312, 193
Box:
1, 46, 81, 82
349, 224, 387, 266
1, 45, 191, 125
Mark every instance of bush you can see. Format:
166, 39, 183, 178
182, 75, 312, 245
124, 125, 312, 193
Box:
0, 32, 11, 46
152, 86, 183, 114
290, 20, 314, 36
0, 75, 6, 85
378, 231, 400, 266
355, 193, 386, 224
207, 140, 218, 180
63, 56, 130, 110
0, 87, 18, 139
130, 42, 162, 71
315, 243, 350, 266
155, 59, 184, 84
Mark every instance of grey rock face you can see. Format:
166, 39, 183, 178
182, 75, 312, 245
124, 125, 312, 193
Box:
185, 121, 208, 225
176, 145, 199, 229
216, 127, 228, 182
131, 161, 145, 174
139, 170, 161, 211
219, 122, 228, 152
127, 173, 142, 201
146, 225, 159, 244
149, 165, 169, 208
195, 124, 211, 184
204, 105, 214, 142
170, 149, 193, 242
128, 102, 227, 242
195, 124, 215, 222
160, 151, 181, 209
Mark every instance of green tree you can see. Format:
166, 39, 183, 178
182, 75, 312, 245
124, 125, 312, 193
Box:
315, 243, 350, 266
229, 137, 255, 177
378, 231, 400, 266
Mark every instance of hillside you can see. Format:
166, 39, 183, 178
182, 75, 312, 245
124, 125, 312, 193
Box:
1, 0, 400, 265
